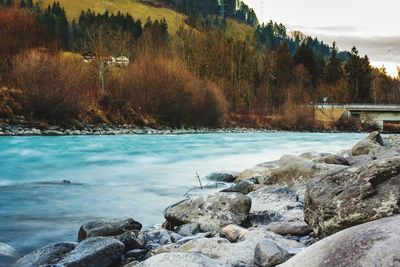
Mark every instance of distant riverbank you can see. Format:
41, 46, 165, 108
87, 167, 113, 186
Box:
0, 122, 378, 136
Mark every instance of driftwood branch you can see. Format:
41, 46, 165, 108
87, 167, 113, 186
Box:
196, 172, 203, 189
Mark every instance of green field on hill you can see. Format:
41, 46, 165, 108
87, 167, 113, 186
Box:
35, 0, 254, 38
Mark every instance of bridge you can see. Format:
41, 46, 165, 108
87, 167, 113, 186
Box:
313, 104, 400, 130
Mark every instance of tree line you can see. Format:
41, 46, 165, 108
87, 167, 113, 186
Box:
158, 0, 258, 26
0, 1, 399, 129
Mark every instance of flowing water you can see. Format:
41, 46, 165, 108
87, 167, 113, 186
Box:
0, 132, 365, 265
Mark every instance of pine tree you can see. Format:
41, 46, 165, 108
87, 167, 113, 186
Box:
19, 0, 26, 8
294, 43, 318, 85
325, 42, 343, 84
345, 46, 372, 103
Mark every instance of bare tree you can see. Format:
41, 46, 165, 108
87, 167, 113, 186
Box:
84, 25, 132, 93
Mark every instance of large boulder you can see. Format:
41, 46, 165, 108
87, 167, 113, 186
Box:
58, 237, 125, 267
351, 132, 384, 157
351, 140, 382, 156
13, 242, 77, 267
247, 186, 304, 224
78, 218, 142, 241
280, 215, 400, 267
135, 252, 225, 267
305, 156, 400, 236
164, 192, 251, 232
268, 155, 346, 186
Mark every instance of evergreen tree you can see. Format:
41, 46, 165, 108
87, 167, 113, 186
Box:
294, 43, 318, 85
345, 46, 372, 103
5, 0, 14, 7
19, 0, 26, 8
325, 42, 343, 84
272, 43, 293, 107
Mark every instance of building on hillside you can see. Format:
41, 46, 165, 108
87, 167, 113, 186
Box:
82, 52, 95, 63
115, 56, 129, 66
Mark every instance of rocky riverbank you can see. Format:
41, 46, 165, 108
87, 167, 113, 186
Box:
7, 131, 400, 267
0, 123, 279, 136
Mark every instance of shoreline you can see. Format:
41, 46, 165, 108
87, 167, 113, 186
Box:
0, 123, 377, 136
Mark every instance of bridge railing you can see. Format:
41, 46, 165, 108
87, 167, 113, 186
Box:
312, 103, 400, 111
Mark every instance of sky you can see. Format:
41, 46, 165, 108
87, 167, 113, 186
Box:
244, 0, 400, 77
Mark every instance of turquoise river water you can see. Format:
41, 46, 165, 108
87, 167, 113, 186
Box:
0, 132, 365, 266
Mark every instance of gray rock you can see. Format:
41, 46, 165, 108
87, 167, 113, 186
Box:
299, 152, 330, 160
123, 260, 139, 267
226, 229, 304, 266
269, 155, 346, 186
170, 232, 184, 242
247, 186, 304, 224
173, 228, 303, 266
280, 215, 400, 267
345, 154, 373, 166
115, 231, 145, 251
135, 252, 225, 267
126, 249, 147, 259
165, 192, 252, 232
305, 156, 400, 236
174, 223, 201, 237
366, 131, 384, 146
58, 237, 124, 267
245, 229, 305, 253
78, 218, 142, 241
175, 232, 213, 245
178, 237, 231, 261
369, 146, 400, 160
244, 175, 269, 184
221, 180, 254, 194
384, 134, 400, 148
143, 228, 174, 250
13, 242, 77, 267
206, 172, 238, 183
266, 222, 311, 236
254, 239, 290, 267
220, 224, 249, 242
351, 140, 382, 156
237, 163, 275, 183
313, 155, 350, 166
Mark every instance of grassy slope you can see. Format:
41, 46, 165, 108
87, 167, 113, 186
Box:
36, 0, 254, 38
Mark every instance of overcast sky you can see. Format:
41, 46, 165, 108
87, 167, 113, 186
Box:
244, 0, 400, 76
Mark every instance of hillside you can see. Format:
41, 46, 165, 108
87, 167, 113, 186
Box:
35, 0, 254, 39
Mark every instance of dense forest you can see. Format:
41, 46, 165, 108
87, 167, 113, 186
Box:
0, 0, 399, 129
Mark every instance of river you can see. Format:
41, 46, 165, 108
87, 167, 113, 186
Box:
0, 132, 364, 266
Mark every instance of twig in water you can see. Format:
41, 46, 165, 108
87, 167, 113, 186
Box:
196, 172, 203, 189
